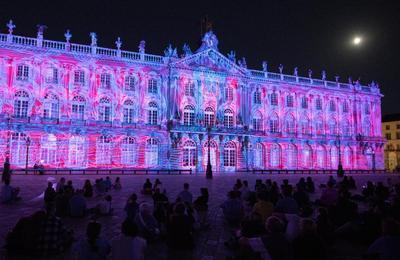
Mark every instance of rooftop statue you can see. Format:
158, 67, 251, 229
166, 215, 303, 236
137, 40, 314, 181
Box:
89, 32, 97, 46
262, 61, 268, 72
182, 43, 192, 57
227, 50, 236, 63
197, 30, 219, 52
138, 40, 146, 54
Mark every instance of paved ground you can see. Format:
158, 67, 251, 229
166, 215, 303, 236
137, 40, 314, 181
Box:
1, 173, 399, 260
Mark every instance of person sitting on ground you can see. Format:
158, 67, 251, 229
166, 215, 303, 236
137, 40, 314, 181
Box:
111, 220, 147, 260
135, 202, 160, 241
177, 182, 193, 204
167, 202, 194, 250
318, 182, 338, 207
56, 177, 66, 193
104, 176, 112, 192
142, 179, 152, 195
367, 218, 400, 260
113, 177, 122, 190
275, 186, 299, 214
1, 179, 20, 204
292, 218, 326, 260
73, 221, 111, 260
44, 181, 56, 206
69, 189, 87, 218
83, 179, 93, 198
253, 191, 274, 221
97, 195, 113, 216
194, 188, 209, 227
125, 193, 139, 223
305, 177, 315, 193
221, 190, 243, 227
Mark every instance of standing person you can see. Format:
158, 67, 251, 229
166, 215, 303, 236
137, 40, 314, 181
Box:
2, 157, 11, 183
194, 188, 209, 227
44, 182, 56, 206
73, 222, 110, 260
83, 179, 93, 198
113, 177, 122, 190
56, 177, 66, 193
177, 183, 193, 204
111, 220, 147, 260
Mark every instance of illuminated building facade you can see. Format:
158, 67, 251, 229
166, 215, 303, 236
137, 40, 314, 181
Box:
0, 22, 385, 171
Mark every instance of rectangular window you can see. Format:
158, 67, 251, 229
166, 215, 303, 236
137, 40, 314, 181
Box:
254, 91, 261, 104
74, 70, 85, 85
386, 125, 390, 130
225, 87, 234, 101
100, 73, 111, 89
316, 99, 322, 110
286, 96, 294, 107
72, 104, 85, 120
148, 79, 158, 94
386, 133, 391, 140
397, 124, 400, 130
270, 93, 278, 106
301, 97, 308, 109
204, 113, 214, 127
14, 100, 28, 118
125, 76, 135, 91
123, 108, 134, 124
16, 65, 29, 81
45, 68, 58, 84
148, 110, 157, 125
397, 132, 400, 139
253, 118, 262, 131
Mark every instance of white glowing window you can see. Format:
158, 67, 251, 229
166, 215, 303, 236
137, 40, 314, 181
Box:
10, 132, 27, 166
74, 70, 85, 85
185, 81, 195, 97
286, 144, 297, 169
316, 145, 325, 168
270, 144, 280, 167
204, 107, 215, 127
315, 117, 324, 135
16, 64, 29, 81
286, 95, 294, 107
269, 114, 279, 133
69, 136, 86, 167
183, 140, 197, 167
183, 105, 195, 126
121, 136, 136, 165
270, 92, 278, 106
125, 75, 136, 91
123, 100, 134, 124
145, 138, 158, 167
45, 67, 58, 84
253, 111, 263, 131
100, 73, 111, 89
302, 145, 312, 168
342, 101, 349, 113
71, 96, 85, 120
148, 102, 158, 125
330, 146, 338, 169
14, 90, 29, 118
254, 91, 261, 104
254, 143, 265, 168
316, 98, 322, 110
285, 115, 295, 134
203, 141, 217, 169
43, 93, 59, 119
329, 119, 337, 135
225, 86, 234, 101
223, 109, 234, 128
96, 135, 112, 164
301, 96, 308, 109
98, 97, 112, 122
148, 79, 158, 94
300, 116, 310, 135
41, 134, 57, 165
224, 142, 236, 167
329, 100, 336, 112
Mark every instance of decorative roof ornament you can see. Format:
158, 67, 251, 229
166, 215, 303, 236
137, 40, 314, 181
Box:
64, 29, 72, 43
196, 30, 219, 52
279, 64, 284, 74
308, 69, 312, 78
262, 61, 268, 72
238, 57, 247, 68
182, 43, 192, 57
115, 37, 122, 50
37, 24, 47, 37
348, 77, 353, 84
164, 44, 178, 58
138, 40, 146, 54
227, 50, 236, 63
89, 32, 97, 46
321, 70, 326, 80
294, 67, 298, 77
6, 20, 15, 35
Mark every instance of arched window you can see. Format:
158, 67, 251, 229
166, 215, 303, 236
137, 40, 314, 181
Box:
286, 144, 297, 169
148, 102, 158, 125
74, 69, 85, 85
68, 135, 86, 167
185, 81, 195, 97
145, 138, 158, 167
96, 135, 112, 164
148, 79, 158, 94
269, 113, 279, 133
301, 96, 308, 109
100, 73, 111, 89
253, 90, 261, 104
329, 100, 336, 112
253, 111, 263, 131
125, 75, 136, 91
286, 95, 294, 107
123, 100, 135, 124
270, 143, 280, 168
98, 97, 112, 122
328, 118, 337, 135
300, 116, 310, 135
225, 86, 234, 101
330, 146, 338, 169
203, 140, 217, 170
121, 136, 136, 165
14, 90, 29, 118
302, 145, 312, 168
223, 109, 234, 128
224, 142, 236, 167
43, 93, 59, 119
285, 114, 295, 134
71, 96, 85, 120
342, 101, 349, 113
45, 67, 58, 84
254, 143, 265, 168
10, 132, 27, 166
343, 146, 352, 168
183, 105, 195, 126
342, 119, 351, 136
183, 140, 197, 167
270, 92, 278, 106
316, 97, 322, 110
316, 145, 326, 168
16, 64, 29, 81
41, 134, 57, 165
315, 116, 324, 135
204, 107, 215, 127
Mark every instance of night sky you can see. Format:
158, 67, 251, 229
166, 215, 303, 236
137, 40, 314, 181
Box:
0, 0, 399, 115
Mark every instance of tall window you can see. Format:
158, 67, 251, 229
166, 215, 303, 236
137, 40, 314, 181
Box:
100, 73, 111, 89
329, 100, 336, 112
203, 141, 217, 170
330, 146, 338, 169
286, 144, 297, 169
253, 90, 261, 104
270, 144, 280, 168
148, 102, 158, 125
342, 101, 349, 113
224, 142, 236, 167
365, 103, 370, 114
270, 92, 278, 106
183, 105, 195, 126
148, 79, 158, 94
286, 95, 294, 107
301, 96, 308, 109
225, 87, 234, 101
302, 145, 312, 168
300, 116, 310, 135
269, 113, 279, 133
98, 97, 112, 122
285, 114, 295, 134
41, 134, 57, 165
45, 67, 58, 84
315, 117, 324, 135
316, 97, 322, 110
343, 146, 352, 168
316, 145, 325, 168
223, 109, 234, 128
125, 75, 136, 91
185, 81, 195, 97
43, 93, 59, 119
96, 135, 112, 164
123, 100, 134, 124
254, 143, 265, 168
363, 119, 371, 136
145, 138, 158, 167
71, 96, 85, 120
14, 90, 29, 118
16, 64, 29, 81
328, 119, 337, 135
204, 107, 215, 127
121, 136, 136, 165
253, 111, 263, 131
342, 119, 351, 136
10, 132, 27, 166
74, 70, 85, 85
183, 140, 197, 167
68, 136, 86, 167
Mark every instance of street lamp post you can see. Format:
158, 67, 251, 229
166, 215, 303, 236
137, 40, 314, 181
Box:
206, 127, 213, 179
25, 136, 31, 175
336, 135, 344, 177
